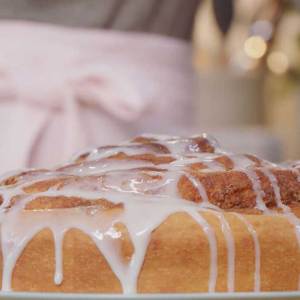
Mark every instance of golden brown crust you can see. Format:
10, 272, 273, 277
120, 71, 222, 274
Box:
4, 209, 299, 292
24, 197, 117, 210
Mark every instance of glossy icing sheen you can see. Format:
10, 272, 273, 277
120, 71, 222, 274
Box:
0, 133, 299, 293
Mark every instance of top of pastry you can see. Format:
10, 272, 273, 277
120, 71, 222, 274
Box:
0, 133, 299, 212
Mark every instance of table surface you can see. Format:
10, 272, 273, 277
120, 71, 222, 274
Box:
0, 291, 299, 300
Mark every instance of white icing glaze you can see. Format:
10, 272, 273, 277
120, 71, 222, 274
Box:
295, 169, 300, 182
261, 168, 288, 212
184, 173, 210, 205
243, 169, 267, 212
213, 212, 235, 292
0, 133, 298, 293
261, 168, 300, 242
185, 208, 218, 292
233, 213, 261, 292
53, 228, 65, 285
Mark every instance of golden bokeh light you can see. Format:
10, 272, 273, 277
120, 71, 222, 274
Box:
267, 51, 289, 75
244, 36, 267, 59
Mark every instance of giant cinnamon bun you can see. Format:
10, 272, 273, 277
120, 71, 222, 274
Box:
0, 134, 299, 293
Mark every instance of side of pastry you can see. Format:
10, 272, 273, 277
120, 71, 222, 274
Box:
0, 134, 299, 293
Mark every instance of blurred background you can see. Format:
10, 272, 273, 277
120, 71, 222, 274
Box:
0, 0, 299, 172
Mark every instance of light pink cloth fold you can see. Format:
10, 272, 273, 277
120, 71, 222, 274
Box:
0, 21, 194, 172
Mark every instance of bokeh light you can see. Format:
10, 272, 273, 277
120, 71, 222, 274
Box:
244, 36, 267, 59
267, 51, 289, 74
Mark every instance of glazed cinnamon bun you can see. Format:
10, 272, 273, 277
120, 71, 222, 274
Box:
0, 134, 299, 293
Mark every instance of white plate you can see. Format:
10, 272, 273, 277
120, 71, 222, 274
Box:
0, 292, 299, 300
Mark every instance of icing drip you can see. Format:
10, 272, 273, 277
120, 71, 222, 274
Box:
261, 168, 300, 242
243, 169, 267, 211
261, 168, 288, 212
234, 213, 261, 292
1, 210, 43, 291
0, 133, 299, 293
185, 173, 210, 205
53, 229, 65, 285
228, 154, 267, 211
295, 169, 300, 182
186, 209, 218, 292
213, 212, 235, 292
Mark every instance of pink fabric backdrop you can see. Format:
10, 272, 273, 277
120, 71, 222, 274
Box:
0, 21, 194, 172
